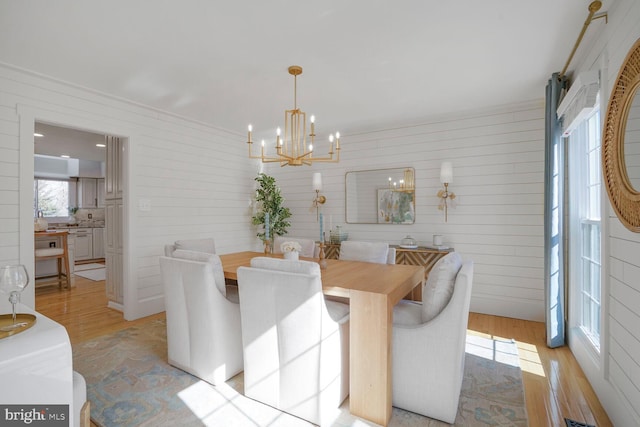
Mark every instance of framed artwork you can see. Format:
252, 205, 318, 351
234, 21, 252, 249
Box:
377, 189, 415, 224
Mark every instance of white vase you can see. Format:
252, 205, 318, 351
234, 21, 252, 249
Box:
34, 217, 48, 232
283, 251, 299, 261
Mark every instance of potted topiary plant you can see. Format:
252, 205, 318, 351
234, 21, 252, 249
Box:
252, 173, 291, 250
68, 206, 79, 224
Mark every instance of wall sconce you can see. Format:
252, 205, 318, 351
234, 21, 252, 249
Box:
312, 172, 326, 220
437, 162, 456, 222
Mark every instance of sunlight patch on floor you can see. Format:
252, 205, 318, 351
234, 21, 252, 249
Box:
467, 328, 546, 377
465, 334, 520, 368
177, 380, 288, 425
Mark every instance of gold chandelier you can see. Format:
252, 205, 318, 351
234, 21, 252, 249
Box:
388, 168, 415, 192
246, 65, 341, 166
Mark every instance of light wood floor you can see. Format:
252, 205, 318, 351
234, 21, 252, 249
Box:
35, 276, 612, 427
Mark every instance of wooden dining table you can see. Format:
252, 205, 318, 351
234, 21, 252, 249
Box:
219, 251, 425, 426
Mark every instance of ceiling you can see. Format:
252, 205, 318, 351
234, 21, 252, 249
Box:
34, 123, 106, 162
1, 1, 611, 150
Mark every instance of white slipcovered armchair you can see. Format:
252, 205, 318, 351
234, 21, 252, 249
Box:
159, 249, 243, 385
237, 257, 350, 426
339, 240, 396, 264
391, 253, 473, 423
164, 237, 216, 257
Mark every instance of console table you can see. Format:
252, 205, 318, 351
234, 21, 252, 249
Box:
322, 243, 453, 300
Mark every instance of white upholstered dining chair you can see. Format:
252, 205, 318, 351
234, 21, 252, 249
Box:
273, 236, 317, 258
237, 257, 350, 426
339, 240, 396, 264
164, 237, 216, 257
391, 252, 473, 423
159, 249, 243, 385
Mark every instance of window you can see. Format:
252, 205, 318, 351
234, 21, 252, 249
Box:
34, 178, 74, 218
569, 109, 601, 350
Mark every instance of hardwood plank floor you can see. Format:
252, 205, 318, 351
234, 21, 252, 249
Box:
467, 313, 612, 427
35, 277, 612, 427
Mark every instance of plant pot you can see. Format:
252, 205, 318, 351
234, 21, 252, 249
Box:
283, 251, 299, 261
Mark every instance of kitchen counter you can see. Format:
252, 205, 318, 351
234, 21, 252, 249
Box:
44, 225, 106, 262
48, 222, 104, 229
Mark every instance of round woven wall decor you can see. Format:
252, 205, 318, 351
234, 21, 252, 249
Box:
602, 37, 640, 232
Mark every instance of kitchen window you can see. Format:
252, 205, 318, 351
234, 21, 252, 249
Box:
34, 178, 77, 218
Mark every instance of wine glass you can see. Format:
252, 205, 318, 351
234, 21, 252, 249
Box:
0, 264, 30, 331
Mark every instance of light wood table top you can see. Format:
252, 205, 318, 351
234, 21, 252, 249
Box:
220, 251, 422, 299
219, 251, 425, 426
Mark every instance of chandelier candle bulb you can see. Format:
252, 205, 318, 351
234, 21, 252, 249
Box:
276, 127, 281, 150
248, 124, 252, 143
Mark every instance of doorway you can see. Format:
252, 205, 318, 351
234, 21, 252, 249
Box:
31, 120, 125, 318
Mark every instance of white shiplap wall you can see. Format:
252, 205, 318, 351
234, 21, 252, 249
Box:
566, 0, 640, 425
0, 63, 256, 319
1, 4, 637, 420
265, 100, 546, 321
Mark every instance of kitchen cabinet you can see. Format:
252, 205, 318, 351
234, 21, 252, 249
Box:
78, 178, 105, 208
93, 227, 105, 259
105, 252, 123, 303
105, 200, 122, 253
79, 178, 96, 208
73, 228, 93, 261
106, 137, 123, 200
105, 136, 123, 306
97, 178, 105, 207
105, 198, 123, 304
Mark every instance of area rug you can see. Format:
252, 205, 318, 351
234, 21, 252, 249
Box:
74, 263, 105, 272
73, 320, 528, 427
74, 267, 105, 281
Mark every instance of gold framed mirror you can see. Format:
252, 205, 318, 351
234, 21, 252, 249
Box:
602, 38, 640, 232
345, 167, 415, 224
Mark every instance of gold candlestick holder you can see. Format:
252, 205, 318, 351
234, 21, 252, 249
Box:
264, 239, 272, 254
318, 242, 327, 270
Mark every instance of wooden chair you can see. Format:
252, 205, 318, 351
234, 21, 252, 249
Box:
35, 230, 70, 289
